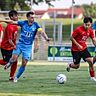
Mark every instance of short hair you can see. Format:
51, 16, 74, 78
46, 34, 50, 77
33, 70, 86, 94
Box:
83, 17, 93, 23
26, 11, 35, 17
9, 10, 18, 17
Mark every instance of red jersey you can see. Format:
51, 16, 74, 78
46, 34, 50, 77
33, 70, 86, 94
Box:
0, 24, 3, 31
1, 24, 18, 50
71, 25, 95, 51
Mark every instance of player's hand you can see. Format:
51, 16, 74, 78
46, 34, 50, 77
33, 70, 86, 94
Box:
13, 45, 16, 49
46, 38, 52, 42
78, 44, 83, 50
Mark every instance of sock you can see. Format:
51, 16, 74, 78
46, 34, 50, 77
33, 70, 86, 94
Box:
89, 68, 95, 77
0, 59, 7, 65
9, 61, 17, 78
16, 66, 25, 79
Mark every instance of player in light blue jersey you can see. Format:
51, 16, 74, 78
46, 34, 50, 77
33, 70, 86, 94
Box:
2, 11, 51, 82
92, 21, 96, 64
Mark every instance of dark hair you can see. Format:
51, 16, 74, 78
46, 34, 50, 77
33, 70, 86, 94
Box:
83, 17, 93, 23
9, 10, 18, 17
26, 11, 35, 17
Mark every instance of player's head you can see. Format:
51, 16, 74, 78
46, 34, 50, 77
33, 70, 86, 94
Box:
83, 16, 93, 29
26, 11, 35, 23
9, 10, 18, 21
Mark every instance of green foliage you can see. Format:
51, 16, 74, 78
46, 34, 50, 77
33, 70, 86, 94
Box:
0, 0, 15, 10
0, 0, 57, 11
82, 3, 96, 18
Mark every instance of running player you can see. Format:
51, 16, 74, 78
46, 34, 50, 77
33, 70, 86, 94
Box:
0, 10, 18, 81
2, 11, 51, 82
66, 17, 96, 81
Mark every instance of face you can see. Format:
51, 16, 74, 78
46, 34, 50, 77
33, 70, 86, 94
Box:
84, 22, 92, 30
10, 14, 18, 21
27, 14, 35, 23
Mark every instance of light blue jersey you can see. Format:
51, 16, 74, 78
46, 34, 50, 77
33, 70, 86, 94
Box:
18, 20, 40, 45
12, 20, 40, 60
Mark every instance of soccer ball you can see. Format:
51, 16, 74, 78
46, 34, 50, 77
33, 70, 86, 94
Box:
56, 74, 67, 84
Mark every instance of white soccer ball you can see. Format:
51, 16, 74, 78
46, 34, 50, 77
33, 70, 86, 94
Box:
56, 74, 67, 84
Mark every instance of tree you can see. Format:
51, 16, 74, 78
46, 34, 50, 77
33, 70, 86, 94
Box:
0, 0, 57, 11
82, 3, 96, 18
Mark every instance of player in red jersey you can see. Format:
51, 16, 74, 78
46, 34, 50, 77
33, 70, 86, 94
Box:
66, 17, 96, 81
0, 10, 18, 81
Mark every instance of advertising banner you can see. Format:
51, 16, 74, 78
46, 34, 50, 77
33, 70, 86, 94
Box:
48, 45, 95, 61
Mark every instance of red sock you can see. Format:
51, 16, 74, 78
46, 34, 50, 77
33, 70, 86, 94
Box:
89, 69, 95, 77
9, 61, 17, 78
0, 59, 7, 65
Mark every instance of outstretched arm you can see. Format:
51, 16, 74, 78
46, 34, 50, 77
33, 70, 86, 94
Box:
37, 28, 51, 42
0, 19, 18, 25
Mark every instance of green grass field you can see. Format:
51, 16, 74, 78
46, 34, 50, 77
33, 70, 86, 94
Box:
0, 61, 96, 96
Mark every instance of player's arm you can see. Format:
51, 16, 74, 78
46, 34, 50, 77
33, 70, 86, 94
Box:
37, 28, 51, 42
91, 29, 96, 46
8, 39, 16, 49
0, 19, 18, 25
70, 36, 83, 50
0, 24, 3, 44
92, 37, 96, 46
0, 30, 3, 42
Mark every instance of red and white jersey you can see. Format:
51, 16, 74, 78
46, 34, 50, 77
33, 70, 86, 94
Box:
1, 24, 18, 50
71, 25, 95, 51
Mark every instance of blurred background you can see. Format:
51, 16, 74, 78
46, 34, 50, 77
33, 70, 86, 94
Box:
0, 0, 96, 61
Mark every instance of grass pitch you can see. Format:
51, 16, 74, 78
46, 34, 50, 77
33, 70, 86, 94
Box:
0, 61, 96, 96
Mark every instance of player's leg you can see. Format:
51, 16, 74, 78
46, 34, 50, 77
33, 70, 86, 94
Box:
9, 61, 17, 81
14, 45, 32, 82
93, 56, 96, 64
0, 48, 11, 65
83, 48, 96, 81
66, 51, 81, 72
4, 54, 18, 69
14, 58, 28, 82
93, 47, 96, 64
86, 57, 96, 81
4, 44, 21, 69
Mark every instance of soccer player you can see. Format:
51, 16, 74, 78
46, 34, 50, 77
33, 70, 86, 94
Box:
66, 17, 96, 81
92, 20, 96, 64
2, 11, 51, 82
0, 10, 18, 81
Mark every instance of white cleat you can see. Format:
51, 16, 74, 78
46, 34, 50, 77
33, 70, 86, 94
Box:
13, 77, 18, 83
90, 77, 96, 82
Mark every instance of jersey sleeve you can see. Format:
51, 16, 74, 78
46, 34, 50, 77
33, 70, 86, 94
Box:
35, 22, 41, 31
72, 28, 79, 38
89, 29, 95, 39
6, 24, 13, 39
17, 20, 25, 27
92, 21, 96, 30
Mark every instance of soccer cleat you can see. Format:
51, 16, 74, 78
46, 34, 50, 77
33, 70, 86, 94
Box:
66, 63, 71, 72
90, 77, 96, 82
13, 77, 18, 83
4, 62, 11, 70
9, 77, 14, 81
